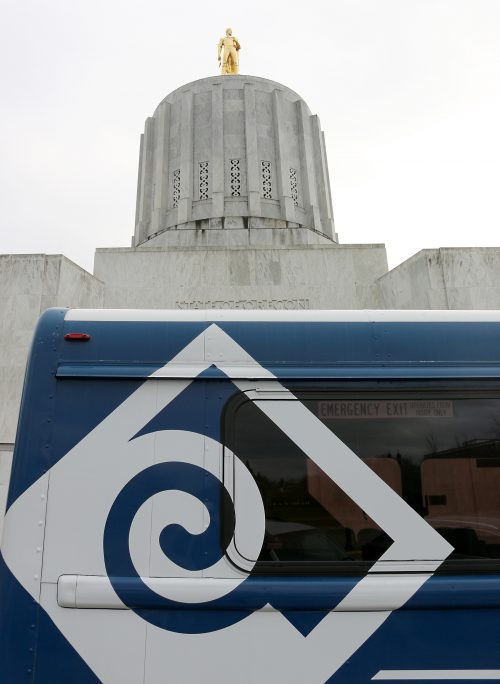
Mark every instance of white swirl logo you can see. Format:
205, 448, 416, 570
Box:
103, 430, 267, 631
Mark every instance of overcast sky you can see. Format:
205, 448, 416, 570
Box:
1, 0, 499, 273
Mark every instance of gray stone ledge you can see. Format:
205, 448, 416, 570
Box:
96, 243, 385, 254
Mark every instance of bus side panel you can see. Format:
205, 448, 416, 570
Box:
5, 315, 500, 682
0, 310, 108, 683
0, 553, 39, 681
328, 605, 500, 682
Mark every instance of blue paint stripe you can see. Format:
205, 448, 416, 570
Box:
59, 320, 500, 367
102, 575, 500, 611
56, 363, 500, 379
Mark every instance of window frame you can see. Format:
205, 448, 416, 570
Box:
222, 380, 500, 576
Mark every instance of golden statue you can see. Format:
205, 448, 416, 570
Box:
218, 28, 240, 75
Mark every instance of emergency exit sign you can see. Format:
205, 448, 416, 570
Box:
317, 400, 454, 420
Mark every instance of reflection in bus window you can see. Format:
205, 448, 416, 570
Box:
226, 394, 500, 566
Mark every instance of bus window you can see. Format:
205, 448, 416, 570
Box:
225, 392, 500, 570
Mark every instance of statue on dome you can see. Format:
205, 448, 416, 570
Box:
218, 28, 240, 75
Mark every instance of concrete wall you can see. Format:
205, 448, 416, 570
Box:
378, 248, 500, 309
0, 254, 104, 445
94, 243, 388, 310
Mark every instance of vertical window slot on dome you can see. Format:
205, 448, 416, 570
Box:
261, 161, 272, 199
199, 162, 209, 200
290, 168, 298, 206
172, 169, 181, 208
230, 159, 241, 197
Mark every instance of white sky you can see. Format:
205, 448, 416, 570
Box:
1, 0, 499, 273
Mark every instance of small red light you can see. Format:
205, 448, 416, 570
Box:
64, 333, 91, 341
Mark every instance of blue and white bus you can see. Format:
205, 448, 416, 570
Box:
2, 308, 500, 683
